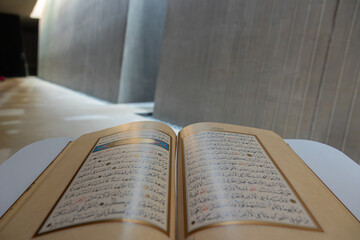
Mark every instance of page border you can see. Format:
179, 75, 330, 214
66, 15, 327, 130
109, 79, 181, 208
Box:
181, 130, 323, 237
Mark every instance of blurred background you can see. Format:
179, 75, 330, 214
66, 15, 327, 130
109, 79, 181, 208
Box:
0, 0, 359, 165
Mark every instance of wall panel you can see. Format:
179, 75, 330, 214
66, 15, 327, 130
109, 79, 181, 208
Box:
314, 0, 360, 161
39, 0, 128, 102
154, 0, 360, 163
39, 0, 166, 103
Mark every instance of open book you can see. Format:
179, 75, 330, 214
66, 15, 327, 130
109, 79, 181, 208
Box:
0, 121, 359, 239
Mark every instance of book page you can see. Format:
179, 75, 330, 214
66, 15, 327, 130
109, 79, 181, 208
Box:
183, 131, 319, 233
177, 122, 360, 240
37, 129, 172, 236
0, 121, 176, 240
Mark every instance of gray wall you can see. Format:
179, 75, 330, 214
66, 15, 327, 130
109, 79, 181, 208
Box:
312, 0, 360, 162
39, 0, 166, 103
39, 0, 129, 102
154, 0, 360, 163
118, 0, 167, 102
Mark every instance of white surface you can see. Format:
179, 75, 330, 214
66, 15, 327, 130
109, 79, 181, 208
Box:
0, 138, 359, 223
285, 139, 360, 221
0, 137, 76, 218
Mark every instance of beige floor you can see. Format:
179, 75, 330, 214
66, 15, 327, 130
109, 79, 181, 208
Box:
0, 77, 155, 165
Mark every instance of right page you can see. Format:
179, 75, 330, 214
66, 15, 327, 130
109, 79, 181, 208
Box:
177, 122, 360, 240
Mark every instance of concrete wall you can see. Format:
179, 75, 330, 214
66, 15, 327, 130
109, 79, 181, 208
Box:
118, 0, 167, 102
311, 0, 360, 162
39, 0, 129, 102
39, 0, 166, 103
154, 0, 360, 163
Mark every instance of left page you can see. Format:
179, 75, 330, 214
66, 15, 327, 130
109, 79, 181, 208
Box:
0, 121, 177, 240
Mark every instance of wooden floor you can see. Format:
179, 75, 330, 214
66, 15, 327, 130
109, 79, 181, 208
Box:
0, 77, 152, 164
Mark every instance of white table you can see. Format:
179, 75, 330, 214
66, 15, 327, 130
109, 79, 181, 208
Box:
0, 137, 76, 219
1, 138, 359, 221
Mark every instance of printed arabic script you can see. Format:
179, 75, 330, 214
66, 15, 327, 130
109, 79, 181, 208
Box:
183, 131, 317, 233
38, 130, 171, 235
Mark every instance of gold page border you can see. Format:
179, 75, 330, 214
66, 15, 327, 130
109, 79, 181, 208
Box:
34, 128, 173, 238
181, 130, 323, 237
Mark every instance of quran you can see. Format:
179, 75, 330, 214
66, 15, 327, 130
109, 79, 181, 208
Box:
0, 121, 359, 239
